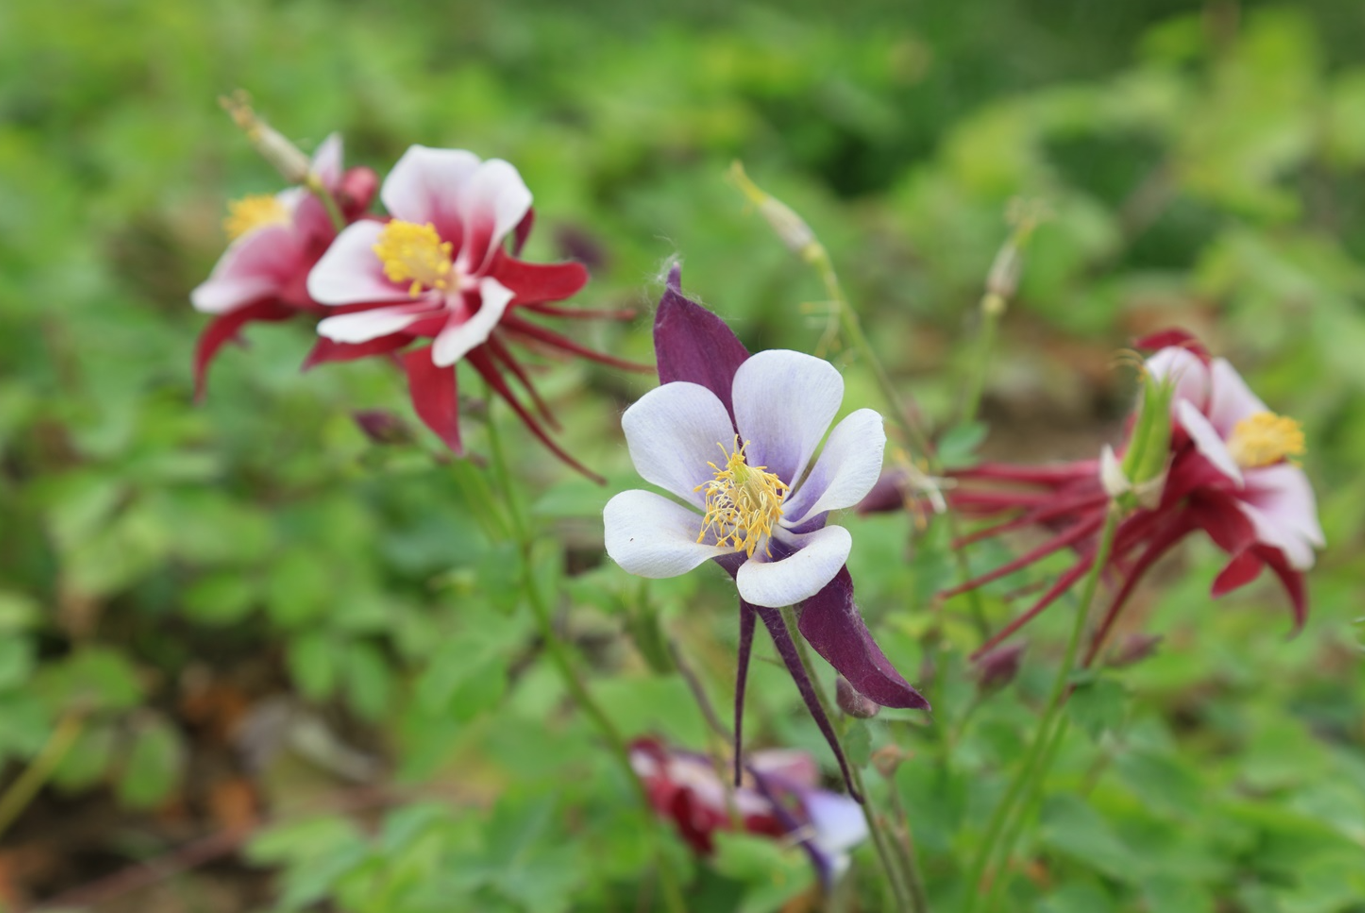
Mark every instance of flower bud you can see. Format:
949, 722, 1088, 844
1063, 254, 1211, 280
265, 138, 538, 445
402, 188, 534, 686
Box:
836, 676, 881, 719
974, 642, 1025, 691
1105, 633, 1163, 668
352, 410, 411, 446
727, 161, 821, 263
219, 92, 312, 185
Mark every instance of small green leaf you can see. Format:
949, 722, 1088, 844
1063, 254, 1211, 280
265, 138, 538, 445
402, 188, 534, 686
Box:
117, 715, 184, 808
1066, 676, 1128, 742
844, 719, 873, 768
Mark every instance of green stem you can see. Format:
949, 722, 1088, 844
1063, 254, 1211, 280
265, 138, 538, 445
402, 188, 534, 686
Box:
306, 174, 347, 234
959, 294, 1004, 427
483, 401, 687, 913
779, 607, 921, 913
886, 772, 932, 913
0, 712, 84, 839
960, 504, 1120, 913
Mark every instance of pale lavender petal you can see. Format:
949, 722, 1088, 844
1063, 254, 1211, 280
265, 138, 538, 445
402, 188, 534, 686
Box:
1145, 347, 1210, 415
604, 490, 731, 577
380, 145, 482, 231
307, 221, 414, 305
732, 350, 842, 487
749, 750, 819, 788
1240, 463, 1324, 569
803, 789, 868, 855
431, 277, 513, 367
310, 133, 344, 188
191, 225, 301, 314
782, 409, 886, 525
456, 158, 533, 274
735, 525, 851, 608
316, 303, 433, 343
1176, 400, 1243, 485
622, 381, 737, 509
1208, 358, 1271, 436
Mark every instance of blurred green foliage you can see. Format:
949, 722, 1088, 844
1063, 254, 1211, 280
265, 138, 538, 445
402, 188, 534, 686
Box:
1, 0, 1363, 911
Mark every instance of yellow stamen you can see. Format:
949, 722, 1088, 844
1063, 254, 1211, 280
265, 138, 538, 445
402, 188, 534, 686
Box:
1227, 411, 1305, 468
372, 220, 455, 297
223, 194, 290, 240
694, 438, 790, 558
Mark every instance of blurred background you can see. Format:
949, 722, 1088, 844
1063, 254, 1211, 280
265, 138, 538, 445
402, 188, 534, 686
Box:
2, 0, 1364, 910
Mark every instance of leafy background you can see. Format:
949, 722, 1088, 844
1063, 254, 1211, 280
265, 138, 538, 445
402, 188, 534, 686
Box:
1, 0, 1363, 910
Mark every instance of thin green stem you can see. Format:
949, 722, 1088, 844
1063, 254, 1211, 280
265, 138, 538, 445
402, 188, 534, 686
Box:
483, 401, 687, 913
306, 174, 347, 234
0, 712, 84, 839
959, 504, 1121, 913
959, 295, 1003, 427
779, 607, 920, 913
886, 772, 931, 913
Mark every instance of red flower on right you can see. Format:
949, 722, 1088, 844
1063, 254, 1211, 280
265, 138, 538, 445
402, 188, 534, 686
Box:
864, 331, 1324, 666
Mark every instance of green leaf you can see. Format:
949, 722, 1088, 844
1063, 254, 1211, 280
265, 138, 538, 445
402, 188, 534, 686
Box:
843, 719, 872, 768
711, 832, 814, 913
0, 639, 34, 691
1066, 676, 1127, 742
344, 640, 393, 722
117, 715, 183, 808
1039, 794, 1138, 881
0, 592, 39, 633
288, 632, 339, 700
936, 422, 988, 467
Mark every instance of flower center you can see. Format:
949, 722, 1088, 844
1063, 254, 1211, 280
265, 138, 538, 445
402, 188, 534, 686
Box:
1227, 411, 1305, 468
223, 194, 290, 240
373, 220, 456, 297
695, 438, 790, 558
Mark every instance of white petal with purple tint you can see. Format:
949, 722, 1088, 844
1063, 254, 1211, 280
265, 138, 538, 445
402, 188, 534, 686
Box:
310, 133, 344, 188
316, 302, 434, 343
307, 221, 414, 305
380, 145, 481, 230
604, 490, 732, 577
1207, 358, 1271, 436
1176, 400, 1243, 484
781, 408, 885, 525
191, 225, 301, 313
732, 350, 842, 487
621, 381, 736, 509
431, 277, 514, 367
735, 525, 851, 608
456, 158, 533, 273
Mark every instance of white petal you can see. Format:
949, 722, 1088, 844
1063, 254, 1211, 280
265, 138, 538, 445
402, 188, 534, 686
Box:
802, 790, 868, 855
622, 382, 737, 508
781, 409, 886, 524
380, 145, 482, 230
306, 221, 413, 305
316, 303, 432, 343
310, 133, 344, 188
604, 490, 730, 577
1241, 463, 1325, 569
431, 277, 514, 367
1145, 347, 1210, 415
191, 225, 300, 313
1176, 400, 1242, 485
735, 525, 851, 608
1238, 500, 1316, 570
1098, 444, 1129, 499
732, 350, 843, 486
1208, 358, 1271, 437
456, 158, 533, 273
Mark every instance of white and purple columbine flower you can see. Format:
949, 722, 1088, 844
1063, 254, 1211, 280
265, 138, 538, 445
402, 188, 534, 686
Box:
606, 269, 928, 799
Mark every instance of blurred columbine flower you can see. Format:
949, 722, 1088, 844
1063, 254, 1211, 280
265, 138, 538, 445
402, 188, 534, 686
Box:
305, 145, 638, 474
864, 331, 1324, 667
630, 737, 867, 887
606, 269, 928, 797
191, 134, 378, 398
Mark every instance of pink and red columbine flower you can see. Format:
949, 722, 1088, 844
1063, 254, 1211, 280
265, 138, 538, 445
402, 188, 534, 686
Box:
190, 134, 378, 399
630, 737, 867, 886
862, 331, 1323, 667
304, 145, 640, 476
607, 269, 928, 799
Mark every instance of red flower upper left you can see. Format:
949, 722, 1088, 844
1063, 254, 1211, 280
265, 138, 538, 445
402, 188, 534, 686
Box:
190, 134, 377, 398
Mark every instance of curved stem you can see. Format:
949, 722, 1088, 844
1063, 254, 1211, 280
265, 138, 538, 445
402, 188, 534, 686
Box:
483, 400, 686, 913
960, 504, 1120, 913
779, 607, 922, 913
0, 711, 84, 840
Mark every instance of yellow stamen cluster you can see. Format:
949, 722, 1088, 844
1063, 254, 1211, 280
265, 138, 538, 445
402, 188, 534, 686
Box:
1227, 411, 1305, 468
372, 220, 455, 297
223, 194, 290, 240
695, 438, 790, 558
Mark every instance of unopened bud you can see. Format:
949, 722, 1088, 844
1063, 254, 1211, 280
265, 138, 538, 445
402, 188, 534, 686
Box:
1107, 367, 1175, 510
1105, 633, 1163, 668
836, 677, 881, 719
352, 410, 411, 446
974, 642, 1025, 691
985, 242, 1022, 301
220, 91, 312, 185
728, 161, 821, 262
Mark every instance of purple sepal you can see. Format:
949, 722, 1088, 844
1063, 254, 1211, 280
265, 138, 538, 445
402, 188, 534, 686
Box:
734, 600, 756, 787
797, 567, 931, 711
652, 265, 750, 423
755, 605, 862, 803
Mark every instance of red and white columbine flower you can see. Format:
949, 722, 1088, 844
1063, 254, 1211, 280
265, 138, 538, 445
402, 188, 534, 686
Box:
630, 738, 867, 886
190, 134, 378, 398
862, 331, 1323, 666
305, 145, 637, 474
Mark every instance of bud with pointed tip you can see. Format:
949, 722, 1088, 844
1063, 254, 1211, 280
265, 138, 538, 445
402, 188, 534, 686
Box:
836, 676, 880, 719
974, 642, 1025, 691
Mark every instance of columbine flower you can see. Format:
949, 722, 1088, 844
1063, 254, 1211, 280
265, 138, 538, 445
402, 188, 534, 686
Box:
305, 145, 639, 475
190, 134, 378, 398
605, 269, 928, 797
864, 331, 1324, 666
630, 737, 867, 887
